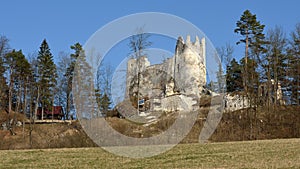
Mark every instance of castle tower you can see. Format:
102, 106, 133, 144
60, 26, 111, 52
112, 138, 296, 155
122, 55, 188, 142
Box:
200, 37, 206, 85
173, 35, 206, 97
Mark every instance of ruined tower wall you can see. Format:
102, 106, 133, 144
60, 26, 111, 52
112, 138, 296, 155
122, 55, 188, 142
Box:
125, 56, 150, 98
173, 35, 206, 97
125, 35, 206, 112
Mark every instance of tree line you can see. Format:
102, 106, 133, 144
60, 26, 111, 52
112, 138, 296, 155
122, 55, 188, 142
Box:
209, 10, 300, 140
214, 10, 299, 108
0, 38, 111, 121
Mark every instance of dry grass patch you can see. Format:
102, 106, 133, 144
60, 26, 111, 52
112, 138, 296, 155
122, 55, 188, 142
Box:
0, 138, 299, 169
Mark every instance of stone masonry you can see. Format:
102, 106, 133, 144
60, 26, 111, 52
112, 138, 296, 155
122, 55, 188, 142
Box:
126, 35, 206, 112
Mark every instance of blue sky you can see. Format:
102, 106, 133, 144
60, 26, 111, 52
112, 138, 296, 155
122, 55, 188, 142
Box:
1, 0, 300, 62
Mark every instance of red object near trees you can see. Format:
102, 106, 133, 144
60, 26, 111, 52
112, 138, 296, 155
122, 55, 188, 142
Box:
36, 106, 64, 120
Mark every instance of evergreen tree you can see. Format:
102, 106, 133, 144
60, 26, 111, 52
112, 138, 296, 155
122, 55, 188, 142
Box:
226, 58, 243, 92
14, 50, 31, 113
287, 23, 300, 105
65, 43, 83, 119
216, 62, 225, 93
240, 57, 259, 95
72, 46, 97, 119
4, 50, 31, 135
27, 54, 40, 118
99, 93, 111, 115
95, 62, 113, 115
234, 10, 266, 93
206, 80, 215, 92
5, 50, 25, 112
37, 39, 57, 112
95, 88, 102, 116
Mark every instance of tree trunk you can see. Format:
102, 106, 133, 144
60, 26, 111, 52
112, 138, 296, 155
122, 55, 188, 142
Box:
66, 88, 71, 120
16, 84, 22, 113
136, 58, 141, 115
34, 87, 40, 120
274, 53, 278, 105
8, 67, 13, 114
244, 30, 249, 93
267, 58, 271, 110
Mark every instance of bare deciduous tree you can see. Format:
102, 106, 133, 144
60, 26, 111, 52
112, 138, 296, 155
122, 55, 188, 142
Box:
128, 27, 152, 114
265, 26, 287, 106
0, 35, 10, 57
56, 52, 71, 118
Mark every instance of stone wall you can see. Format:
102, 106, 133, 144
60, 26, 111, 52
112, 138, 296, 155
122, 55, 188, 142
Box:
224, 94, 249, 112
125, 35, 206, 112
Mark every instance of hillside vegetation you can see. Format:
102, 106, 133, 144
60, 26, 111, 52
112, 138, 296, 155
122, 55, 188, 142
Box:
1, 105, 299, 149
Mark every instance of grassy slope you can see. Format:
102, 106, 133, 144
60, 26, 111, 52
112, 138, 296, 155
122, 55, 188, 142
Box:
0, 121, 97, 150
0, 138, 299, 169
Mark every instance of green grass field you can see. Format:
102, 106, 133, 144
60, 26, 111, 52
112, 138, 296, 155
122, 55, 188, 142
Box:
1, 138, 299, 169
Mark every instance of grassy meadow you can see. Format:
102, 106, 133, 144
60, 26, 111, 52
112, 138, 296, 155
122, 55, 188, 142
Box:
0, 138, 299, 169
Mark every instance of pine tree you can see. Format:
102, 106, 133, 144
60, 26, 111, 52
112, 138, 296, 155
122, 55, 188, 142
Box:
226, 58, 243, 92
4, 50, 31, 135
14, 50, 31, 113
234, 10, 266, 93
99, 93, 111, 115
235, 11, 266, 140
65, 43, 83, 119
5, 50, 24, 113
240, 57, 259, 96
72, 46, 96, 119
288, 23, 300, 105
37, 39, 57, 114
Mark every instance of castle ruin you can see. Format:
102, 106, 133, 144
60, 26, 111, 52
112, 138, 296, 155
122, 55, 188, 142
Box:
125, 35, 206, 112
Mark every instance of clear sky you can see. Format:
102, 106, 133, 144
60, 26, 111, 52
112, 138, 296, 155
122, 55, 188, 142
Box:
1, 0, 300, 62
